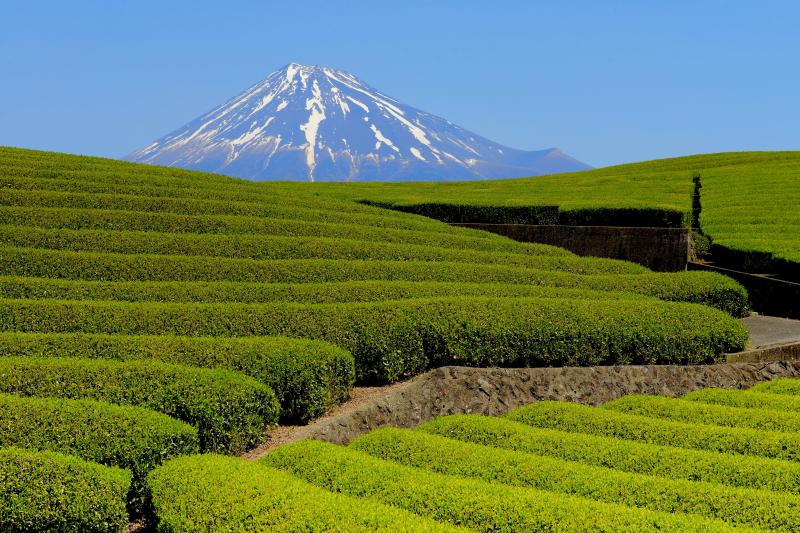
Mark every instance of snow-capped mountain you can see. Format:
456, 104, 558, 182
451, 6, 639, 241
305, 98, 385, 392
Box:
125, 63, 590, 181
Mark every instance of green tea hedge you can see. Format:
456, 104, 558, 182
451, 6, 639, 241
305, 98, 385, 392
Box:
0, 447, 130, 533
507, 401, 800, 461
0, 393, 198, 508
263, 439, 736, 533
0, 297, 748, 383
0, 224, 644, 274
147, 454, 463, 532
0, 205, 571, 256
351, 427, 800, 530
420, 414, 800, 493
684, 386, 800, 413
0, 276, 653, 304
0, 332, 353, 423
0, 247, 749, 315
362, 200, 561, 225
603, 394, 800, 433
0, 356, 279, 453
752, 378, 800, 396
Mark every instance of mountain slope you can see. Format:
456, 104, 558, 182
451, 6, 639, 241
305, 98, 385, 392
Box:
125, 63, 590, 182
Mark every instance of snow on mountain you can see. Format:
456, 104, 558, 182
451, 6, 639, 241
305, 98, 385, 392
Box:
125, 63, 590, 181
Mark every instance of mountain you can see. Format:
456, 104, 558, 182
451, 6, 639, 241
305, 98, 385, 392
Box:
125, 63, 590, 182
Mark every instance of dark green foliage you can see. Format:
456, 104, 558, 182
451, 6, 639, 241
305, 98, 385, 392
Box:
0, 332, 353, 423
603, 393, 800, 433
0, 447, 130, 533
0, 393, 199, 509
420, 414, 800, 493
352, 427, 800, 530
0, 296, 748, 383
0, 247, 749, 316
263, 439, 736, 532
362, 200, 561, 225
558, 207, 689, 228
507, 400, 800, 461
0, 356, 279, 453
146, 454, 462, 532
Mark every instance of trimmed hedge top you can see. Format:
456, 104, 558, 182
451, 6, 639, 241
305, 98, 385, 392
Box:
0, 356, 280, 453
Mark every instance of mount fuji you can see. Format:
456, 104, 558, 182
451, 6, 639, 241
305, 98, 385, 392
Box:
125, 63, 590, 182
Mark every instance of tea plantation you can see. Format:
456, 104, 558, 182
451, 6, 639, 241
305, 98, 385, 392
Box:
277, 151, 800, 272
0, 146, 765, 530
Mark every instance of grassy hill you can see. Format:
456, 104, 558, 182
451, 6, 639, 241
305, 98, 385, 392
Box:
0, 145, 757, 530
272, 151, 800, 268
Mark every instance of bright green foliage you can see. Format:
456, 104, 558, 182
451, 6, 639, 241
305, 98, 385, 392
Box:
752, 378, 800, 396
0, 332, 353, 423
603, 393, 800, 433
351, 426, 800, 530
0, 296, 748, 383
0, 223, 645, 274
0, 247, 749, 315
146, 454, 465, 532
0, 276, 657, 304
420, 414, 800, 493
685, 386, 800, 413
0, 356, 279, 453
0, 446, 130, 533
263, 439, 738, 532
506, 400, 800, 460
0, 393, 198, 508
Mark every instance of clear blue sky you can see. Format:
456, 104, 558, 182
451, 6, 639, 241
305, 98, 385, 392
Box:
2, 0, 798, 167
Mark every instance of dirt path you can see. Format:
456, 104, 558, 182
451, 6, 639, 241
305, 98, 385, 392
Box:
241, 378, 417, 460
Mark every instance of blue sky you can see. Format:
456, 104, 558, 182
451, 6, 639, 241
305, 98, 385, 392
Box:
2, 0, 798, 168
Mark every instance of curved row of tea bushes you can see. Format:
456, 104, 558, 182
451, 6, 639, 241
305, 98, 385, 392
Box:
0, 447, 130, 533
0, 188, 477, 233
146, 454, 464, 532
0, 247, 750, 315
603, 394, 800, 433
684, 386, 800, 413
506, 401, 800, 461
753, 378, 800, 396
351, 427, 800, 530
0, 393, 199, 509
0, 205, 569, 256
0, 332, 353, 423
0, 356, 279, 454
0, 276, 656, 304
263, 439, 736, 533
0, 224, 642, 274
0, 297, 749, 383
419, 414, 800, 493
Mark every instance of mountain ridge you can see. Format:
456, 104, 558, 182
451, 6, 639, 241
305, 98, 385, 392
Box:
125, 63, 590, 182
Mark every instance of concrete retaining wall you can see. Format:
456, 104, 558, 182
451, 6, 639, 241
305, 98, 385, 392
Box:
453, 223, 690, 271
306, 361, 800, 445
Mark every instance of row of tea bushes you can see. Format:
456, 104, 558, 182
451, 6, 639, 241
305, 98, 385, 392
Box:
0, 447, 130, 533
0, 296, 749, 383
350, 427, 800, 530
0, 224, 642, 274
0, 247, 750, 315
0, 332, 353, 423
0, 356, 279, 453
261, 439, 735, 532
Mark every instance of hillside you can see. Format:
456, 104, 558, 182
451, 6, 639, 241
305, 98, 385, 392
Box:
0, 145, 755, 530
272, 151, 800, 268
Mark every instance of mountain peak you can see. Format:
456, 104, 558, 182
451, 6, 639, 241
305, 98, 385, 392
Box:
125, 64, 589, 181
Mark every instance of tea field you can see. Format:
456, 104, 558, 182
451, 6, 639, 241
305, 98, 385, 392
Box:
0, 146, 763, 530
277, 151, 800, 269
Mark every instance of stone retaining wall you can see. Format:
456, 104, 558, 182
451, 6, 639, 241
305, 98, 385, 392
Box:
307, 362, 800, 444
453, 223, 690, 271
